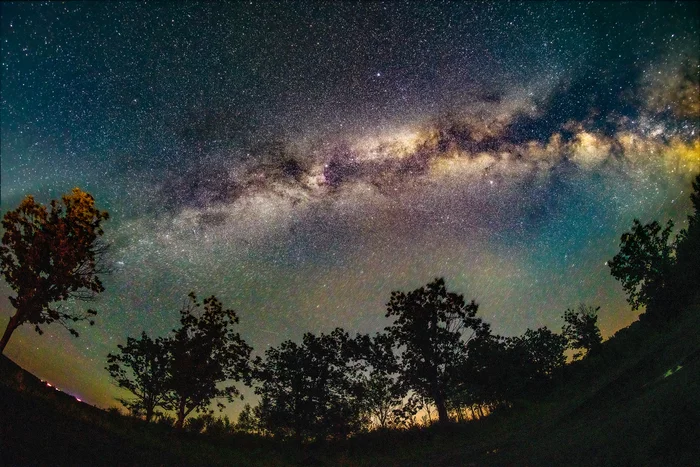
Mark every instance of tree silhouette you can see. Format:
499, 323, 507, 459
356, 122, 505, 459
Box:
254, 328, 364, 441
352, 332, 418, 429
106, 332, 170, 422
674, 174, 700, 306
515, 326, 567, 380
166, 293, 252, 430
0, 188, 109, 353
385, 278, 483, 424
459, 328, 525, 410
457, 323, 567, 411
235, 403, 262, 434
562, 304, 603, 360
608, 219, 676, 317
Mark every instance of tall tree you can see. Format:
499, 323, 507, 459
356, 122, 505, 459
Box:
106, 332, 171, 422
0, 188, 109, 353
674, 174, 700, 305
166, 293, 252, 429
385, 278, 483, 424
254, 328, 364, 441
608, 218, 676, 317
562, 304, 603, 360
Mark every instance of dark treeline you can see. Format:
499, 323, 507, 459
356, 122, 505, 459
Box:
1, 175, 698, 445
106, 277, 598, 440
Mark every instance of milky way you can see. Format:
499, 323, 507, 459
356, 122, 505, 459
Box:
1, 1, 698, 414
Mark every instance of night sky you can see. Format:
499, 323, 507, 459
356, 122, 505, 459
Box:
1, 1, 699, 415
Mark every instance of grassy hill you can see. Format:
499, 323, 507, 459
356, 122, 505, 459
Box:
2, 304, 699, 466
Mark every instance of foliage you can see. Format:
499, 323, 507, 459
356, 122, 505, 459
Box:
235, 403, 262, 434
0, 188, 109, 353
514, 326, 568, 379
254, 328, 365, 441
106, 332, 171, 422
201, 413, 234, 436
674, 174, 700, 305
153, 411, 175, 428
458, 329, 526, 408
352, 332, 421, 429
185, 415, 207, 434
385, 277, 484, 424
166, 293, 253, 429
608, 218, 676, 314
609, 173, 700, 322
458, 324, 567, 409
562, 304, 603, 360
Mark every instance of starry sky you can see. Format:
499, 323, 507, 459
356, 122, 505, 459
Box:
1, 1, 699, 414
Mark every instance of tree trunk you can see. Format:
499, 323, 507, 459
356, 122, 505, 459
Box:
434, 390, 449, 424
145, 405, 154, 423
0, 312, 20, 354
175, 399, 187, 430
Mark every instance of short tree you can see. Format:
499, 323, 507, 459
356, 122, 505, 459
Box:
385, 278, 483, 424
0, 188, 109, 353
608, 219, 676, 316
106, 332, 171, 422
460, 328, 526, 409
235, 403, 262, 434
166, 293, 253, 430
562, 304, 603, 360
516, 326, 568, 380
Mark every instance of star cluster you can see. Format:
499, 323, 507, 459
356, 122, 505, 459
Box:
1, 1, 698, 413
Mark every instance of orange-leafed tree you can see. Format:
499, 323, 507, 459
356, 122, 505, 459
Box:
0, 188, 109, 353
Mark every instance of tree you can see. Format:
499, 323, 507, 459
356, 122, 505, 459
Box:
0, 188, 109, 353
562, 304, 603, 360
385, 278, 483, 424
459, 328, 525, 410
106, 332, 171, 422
166, 293, 252, 430
235, 403, 262, 434
352, 332, 417, 430
608, 218, 676, 316
516, 326, 567, 380
674, 174, 700, 305
254, 328, 365, 441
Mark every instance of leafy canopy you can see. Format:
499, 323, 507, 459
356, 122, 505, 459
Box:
562, 304, 603, 360
608, 219, 675, 311
166, 293, 253, 429
385, 277, 483, 424
106, 332, 171, 422
0, 188, 109, 352
254, 328, 365, 441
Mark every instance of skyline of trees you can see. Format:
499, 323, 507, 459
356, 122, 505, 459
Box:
105, 280, 607, 438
